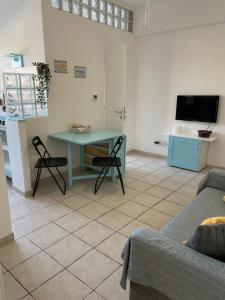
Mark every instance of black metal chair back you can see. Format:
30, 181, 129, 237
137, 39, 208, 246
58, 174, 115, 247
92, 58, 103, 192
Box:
93, 135, 125, 195
31, 136, 67, 197
109, 136, 124, 158
32, 136, 51, 160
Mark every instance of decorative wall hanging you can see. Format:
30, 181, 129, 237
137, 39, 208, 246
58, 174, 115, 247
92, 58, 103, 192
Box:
74, 66, 86, 79
54, 60, 68, 73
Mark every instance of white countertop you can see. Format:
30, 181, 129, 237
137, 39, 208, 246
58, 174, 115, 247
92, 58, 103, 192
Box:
163, 132, 218, 142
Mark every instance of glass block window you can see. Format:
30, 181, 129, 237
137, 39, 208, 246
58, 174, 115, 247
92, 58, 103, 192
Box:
51, 0, 134, 33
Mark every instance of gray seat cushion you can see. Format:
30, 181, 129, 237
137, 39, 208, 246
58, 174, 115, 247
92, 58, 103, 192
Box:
160, 187, 225, 242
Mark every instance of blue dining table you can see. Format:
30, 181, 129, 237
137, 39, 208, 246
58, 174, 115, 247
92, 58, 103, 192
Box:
49, 130, 126, 186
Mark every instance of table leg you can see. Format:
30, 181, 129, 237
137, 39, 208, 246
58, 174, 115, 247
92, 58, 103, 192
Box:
80, 145, 85, 171
67, 142, 73, 186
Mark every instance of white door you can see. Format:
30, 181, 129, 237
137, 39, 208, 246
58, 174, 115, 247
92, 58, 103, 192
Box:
104, 44, 127, 133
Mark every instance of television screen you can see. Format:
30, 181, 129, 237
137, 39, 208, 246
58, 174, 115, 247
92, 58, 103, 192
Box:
176, 95, 220, 123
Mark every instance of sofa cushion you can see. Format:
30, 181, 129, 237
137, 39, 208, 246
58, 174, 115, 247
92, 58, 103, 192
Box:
185, 223, 225, 261
160, 187, 225, 242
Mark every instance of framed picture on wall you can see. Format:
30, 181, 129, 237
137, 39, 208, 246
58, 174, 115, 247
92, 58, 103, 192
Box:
74, 66, 86, 78
54, 60, 68, 73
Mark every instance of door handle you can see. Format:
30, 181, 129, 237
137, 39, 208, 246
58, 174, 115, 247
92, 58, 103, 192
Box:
114, 110, 123, 114
114, 108, 127, 120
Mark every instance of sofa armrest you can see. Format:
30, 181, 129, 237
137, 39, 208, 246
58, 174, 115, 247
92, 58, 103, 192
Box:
198, 169, 225, 194
121, 229, 225, 300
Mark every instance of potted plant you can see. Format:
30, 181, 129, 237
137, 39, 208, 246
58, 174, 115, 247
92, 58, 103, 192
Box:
32, 62, 52, 107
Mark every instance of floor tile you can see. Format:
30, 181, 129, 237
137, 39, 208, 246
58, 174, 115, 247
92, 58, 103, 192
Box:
177, 169, 198, 178
47, 190, 75, 202
126, 170, 147, 180
138, 209, 173, 229
96, 268, 129, 300
11, 228, 24, 240
147, 161, 167, 170
141, 174, 163, 185
25, 195, 57, 210
74, 221, 114, 247
45, 235, 91, 267
114, 187, 140, 200
96, 233, 127, 264
0, 238, 40, 270
22, 295, 35, 300
154, 200, 184, 217
166, 192, 194, 206
119, 220, 159, 237
127, 181, 153, 192
132, 193, 161, 208
55, 211, 91, 233
3, 272, 28, 300
116, 201, 148, 218
13, 213, 50, 235
97, 194, 128, 209
38, 203, 72, 221
157, 179, 182, 191
187, 174, 205, 187
63, 194, 92, 210
37, 181, 60, 194
81, 186, 104, 200
68, 249, 118, 289
78, 202, 111, 220
11, 252, 63, 292
0, 264, 7, 273
32, 270, 91, 300
122, 177, 135, 186
97, 211, 132, 231
70, 183, 89, 194
150, 170, 171, 180
10, 203, 36, 222
85, 291, 104, 300
26, 223, 68, 250
8, 192, 26, 208
177, 185, 198, 196
145, 186, 172, 199
169, 174, 193, 185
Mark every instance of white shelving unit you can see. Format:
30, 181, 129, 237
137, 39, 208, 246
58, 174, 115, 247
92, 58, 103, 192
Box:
0, 115, 11, 178
3, 71, 48, 121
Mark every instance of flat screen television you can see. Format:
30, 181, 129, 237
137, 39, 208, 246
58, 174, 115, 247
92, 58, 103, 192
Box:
176, 95, 220, 123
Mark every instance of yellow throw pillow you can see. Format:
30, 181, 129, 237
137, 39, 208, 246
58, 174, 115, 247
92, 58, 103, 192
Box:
201, 216, 225, 225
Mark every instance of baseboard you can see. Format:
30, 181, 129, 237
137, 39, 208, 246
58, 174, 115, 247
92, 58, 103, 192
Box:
206, 164, 225, 171
0, 233, 14, 246
132, 149, 167, 159
12, 186, 32, 198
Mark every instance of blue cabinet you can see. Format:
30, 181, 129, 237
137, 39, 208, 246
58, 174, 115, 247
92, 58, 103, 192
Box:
167, 135, 208, 172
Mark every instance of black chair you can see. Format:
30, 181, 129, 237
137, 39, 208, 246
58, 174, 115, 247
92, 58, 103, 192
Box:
32, 136, 67, 197
92, 136, 125, 195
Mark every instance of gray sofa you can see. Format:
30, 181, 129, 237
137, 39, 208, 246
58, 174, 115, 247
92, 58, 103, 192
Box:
121, 169, 225, 300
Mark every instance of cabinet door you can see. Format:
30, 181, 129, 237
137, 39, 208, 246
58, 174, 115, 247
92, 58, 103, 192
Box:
168, 136, 200, 171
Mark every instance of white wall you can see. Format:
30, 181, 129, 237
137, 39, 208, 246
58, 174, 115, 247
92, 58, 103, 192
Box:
134, 23, 225, 167
136, 0, 225, 36
26, 0, 135, 179
0, 0, 45, 82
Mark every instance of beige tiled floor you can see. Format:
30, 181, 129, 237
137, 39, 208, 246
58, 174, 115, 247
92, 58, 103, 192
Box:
1, 152, 207, 299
